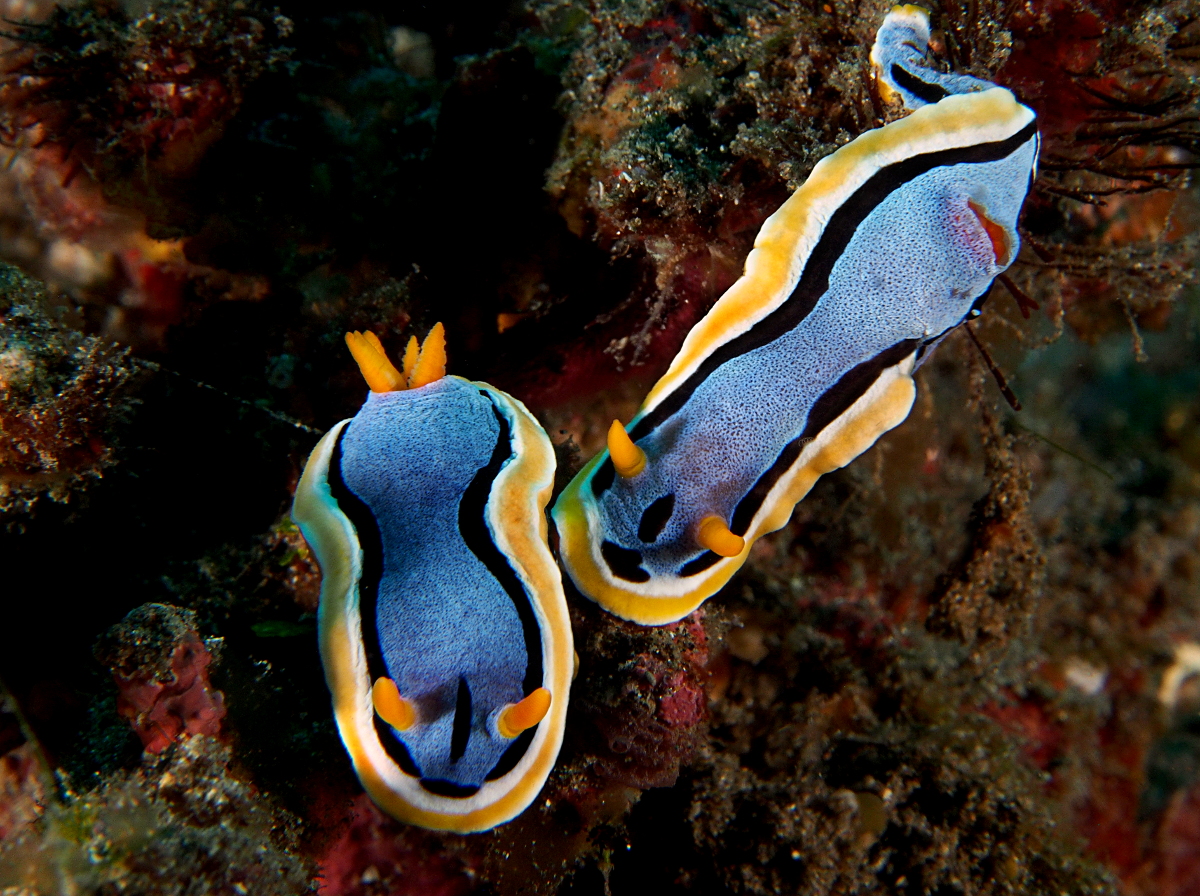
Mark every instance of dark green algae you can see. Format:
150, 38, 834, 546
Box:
1, 0, 1200, 894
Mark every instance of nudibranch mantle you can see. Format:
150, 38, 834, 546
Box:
294, 347, 572, 831
552, 5, 1039, 625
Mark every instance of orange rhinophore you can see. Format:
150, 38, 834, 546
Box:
293, 322, 572, 832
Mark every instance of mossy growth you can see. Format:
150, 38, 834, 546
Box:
0, 0, 293, 207
0, 262, 139, 519
0, 736, 314, 895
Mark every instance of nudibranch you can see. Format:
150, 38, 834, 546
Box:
291, 324, 573, 832
552, 5, 1040, 625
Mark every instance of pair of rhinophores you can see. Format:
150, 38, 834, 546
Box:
292, 5, 1040, 832
292, 324, 574, 832
554, 4, 1040, 624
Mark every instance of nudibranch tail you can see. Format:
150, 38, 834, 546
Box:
607, 419, 647, 478
408, 322, 447, 388
496, 687, 551, 739
346, 330, 406, 393
871, 5, 994, 110
294, 329, 572, 831
552, 6, 1038, 626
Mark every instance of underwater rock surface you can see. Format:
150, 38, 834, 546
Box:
1, 0, 1200, 893
0, 265, 138, 517
93, 604, 227, 755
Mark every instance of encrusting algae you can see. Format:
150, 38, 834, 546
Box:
0, 264, 138, 519
2, 0, 1200, 894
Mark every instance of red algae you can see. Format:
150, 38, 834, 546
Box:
0, 0, 292, 346
573, 604, 714, 792
0, 263, 138, 517
979, 689, 1067, 773
93, 604, 226, 754
0, 0, 290, 198
317, 794, 476, 896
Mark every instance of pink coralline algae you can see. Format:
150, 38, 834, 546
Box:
93, 603, 226, 754
657, 614, 710, 729
585, 611, 711, 790
657, 669, 706, 729
317, 793, 475, 896
112, 637, 224, 754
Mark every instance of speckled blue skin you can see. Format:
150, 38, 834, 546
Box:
553, 5, 1040, 613
871, 7, 995, 107
597, 144, 1038, 580
337, 377, 527, 788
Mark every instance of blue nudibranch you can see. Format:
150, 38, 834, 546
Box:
292, 325, 572, 832
552, 5, 1040, 625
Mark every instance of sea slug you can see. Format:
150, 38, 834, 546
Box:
292, 324, 573, 831
552, 5, 1040, 625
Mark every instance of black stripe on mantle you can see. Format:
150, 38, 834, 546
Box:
590, 116, 1038, 499
673, 338, 920, 576
327, 393, 544, 789
890, 63, 950, 105
728, 338, 920, 537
